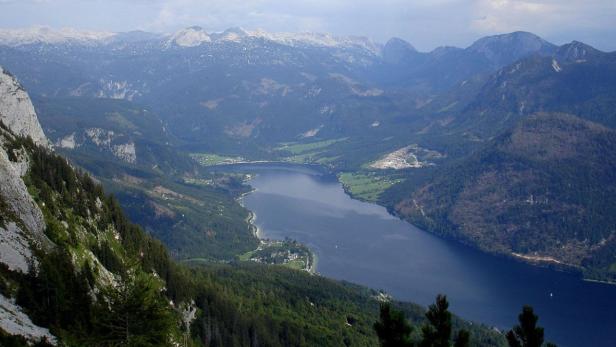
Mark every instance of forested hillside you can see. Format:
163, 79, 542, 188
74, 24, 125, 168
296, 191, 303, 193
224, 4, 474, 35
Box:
33, 96, 259, 260
394, 113, 616, 280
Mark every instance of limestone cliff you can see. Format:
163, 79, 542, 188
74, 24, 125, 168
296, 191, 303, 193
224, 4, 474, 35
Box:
0, 66, 55, 344
0, 66, 48, 147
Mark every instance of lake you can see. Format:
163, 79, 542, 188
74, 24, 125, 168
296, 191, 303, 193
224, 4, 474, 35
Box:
220, 163, 616, 346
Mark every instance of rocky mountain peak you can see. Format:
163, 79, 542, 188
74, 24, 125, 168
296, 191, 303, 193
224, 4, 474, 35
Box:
168, 26, 211, 47
467, 31, 556, 66
383, 37, 417, 64
556, 41, 602, 62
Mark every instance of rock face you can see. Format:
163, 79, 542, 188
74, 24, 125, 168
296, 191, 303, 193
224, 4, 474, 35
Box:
0, 294, 57, 345
0, 222, 33, 273
0, 65, 50, 246
0, 132, 50, 248
0, 65, 56, 343
0, 67, 48, 147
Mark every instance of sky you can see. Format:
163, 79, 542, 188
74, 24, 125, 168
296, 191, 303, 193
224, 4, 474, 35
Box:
0, 0, 615, 51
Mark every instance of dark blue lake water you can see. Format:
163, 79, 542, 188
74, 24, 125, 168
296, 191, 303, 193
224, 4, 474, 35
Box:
221, 163, 616, 346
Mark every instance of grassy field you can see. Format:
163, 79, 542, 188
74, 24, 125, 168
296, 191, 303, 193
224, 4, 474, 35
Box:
277, 138, 347, 155
190, 152, 245, 166
338, 172, 403, 202
276, 138, 347, 165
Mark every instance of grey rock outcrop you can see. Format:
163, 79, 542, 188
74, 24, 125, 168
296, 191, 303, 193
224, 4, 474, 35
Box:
0, 132, 50, 248
0, 66, 48, 147
0, 293, 57, 345
0, 65, 56, 342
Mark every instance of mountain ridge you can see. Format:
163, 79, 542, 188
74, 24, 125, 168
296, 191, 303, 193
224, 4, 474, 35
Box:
394, 112, 616, 280
4, 26, 611, 56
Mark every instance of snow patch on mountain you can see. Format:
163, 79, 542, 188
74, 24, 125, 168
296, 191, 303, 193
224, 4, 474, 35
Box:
167, 26, 211, 47
3, 26, 381, 55
164, 26, 381, 54
216, 27, 250, 42
0, 26, 114, 46
251, 29, 381, 54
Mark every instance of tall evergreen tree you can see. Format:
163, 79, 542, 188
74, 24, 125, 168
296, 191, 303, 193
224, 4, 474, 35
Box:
92, 272, 178, 346
506, 306, 555, 347
374, 303, 414, 347
421, 294, 453, 347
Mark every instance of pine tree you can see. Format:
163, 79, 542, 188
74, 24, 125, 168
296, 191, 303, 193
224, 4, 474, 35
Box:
506, 306, 555, 347
92, 272, 178, 346
374, 303, 414, 347
421, 294, 452, 347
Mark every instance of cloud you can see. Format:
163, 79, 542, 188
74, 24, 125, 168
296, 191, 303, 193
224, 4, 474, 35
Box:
467, 0, 616, 49
470, 0, 614, 33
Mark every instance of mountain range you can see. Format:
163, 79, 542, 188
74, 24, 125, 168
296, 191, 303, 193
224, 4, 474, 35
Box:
0, 23, 615, 334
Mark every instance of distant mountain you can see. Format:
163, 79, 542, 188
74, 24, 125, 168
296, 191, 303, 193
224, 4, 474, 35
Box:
382, 37, 418, 64
555, 40, 603, 61
370, 39, 616, 282
425, 40, 616, 139
395, 113, 616, 280
166, 26, 212, 47
110, 30, 165, 44
466, 31, 557, 68
0, 26, 114, 46
0, 26, 382, 54
0, 27, 571, 159
371, 31, 557, 91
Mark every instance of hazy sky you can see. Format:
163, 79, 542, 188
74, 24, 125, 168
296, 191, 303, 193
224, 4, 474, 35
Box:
1, 0, 615, 51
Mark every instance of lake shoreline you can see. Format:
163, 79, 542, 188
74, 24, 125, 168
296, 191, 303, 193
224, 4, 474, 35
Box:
334, 170, 613, 285
238, 182, 317, 274
223, 161, 614, 286
211, 161, 616, 346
